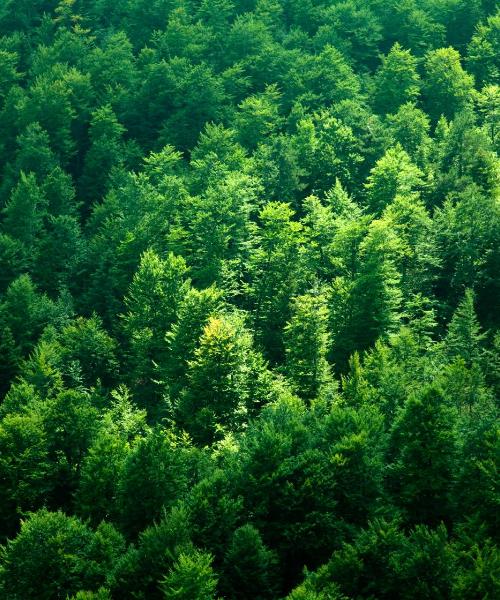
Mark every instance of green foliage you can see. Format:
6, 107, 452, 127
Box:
466, 12, 500, 86
161, 548, 218, 600
117, 428, 195, 538
372, 43, 420, 115
365, 146, 423, 215
176, 313, 265, 445
423, 47, 475, 122
386, 385, 457, 526
0, 509, 124, 599
249, 201, 304, 363
222, 524, 279, 599
284, 292, 332, 402
0, 2, 498, 598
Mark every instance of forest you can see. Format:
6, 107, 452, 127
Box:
0, 0, 498, 598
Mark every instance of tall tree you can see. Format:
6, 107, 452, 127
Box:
372, 43, 420, 115
284, 292, 333, 402
423, 47, 475, 122
386, 385, 457, 526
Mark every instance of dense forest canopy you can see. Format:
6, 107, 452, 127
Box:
0, 0, 498, 598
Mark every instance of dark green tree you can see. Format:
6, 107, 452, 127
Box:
386, 385, 457, 526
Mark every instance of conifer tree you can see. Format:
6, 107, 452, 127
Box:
79, 104, 126, 206
249, 202, 304, 363
2, 172, 47, 249
122, 249, 189, 408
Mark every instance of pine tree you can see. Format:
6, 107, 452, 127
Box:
249, 202, 304, 364
351, 220, 402, 353
79, 105, 126, 206
164, 285, 223, 395
117, 428, 193, 538
122, 249, 189, 408
2, 172, 47, 249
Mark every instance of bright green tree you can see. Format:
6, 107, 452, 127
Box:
423, 47, 475, 122
177, 314, 255, 445
161, 548, 218, 600
372, 43, 420, 115
364, 145, 423, 215
284, 292, 332, 402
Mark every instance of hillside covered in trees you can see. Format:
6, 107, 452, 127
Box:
0, 1, 498, 598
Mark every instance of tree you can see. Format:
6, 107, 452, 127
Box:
34, 215, 85, 297
423, 47, 475, 122
434, 185, 500, 324
445, 289, 486, 367
182, 172, 259, 288
249, 202, 305, 363
75, 429, 128, 526
0, 509, 124, 599
311, 519, 456, 600
385, 103, 431, 165
364, 145, 423, 215
222, 524, 279, 600
315, 518, 408, 599
164, 285, 223, 395
141, 57, 226, 151
117, 428, 194, 538
382, 194, 439, 302
0, 122, 57, 202
314, 2, 382, 68
386, 385, 457, 526
43, 389, 100, 509
2, 172, 47, 249
0, 274, 61, 358
0, 410, 52, 539
0, 49, 20, 101
466, 12, 500, 87
284, 292, 333, 402
453, 408, 498, 537
452, 539, 500, 599
161, 548, 218, 600
122, 249, 189, 408
476, 84, 500, 150
15, 70, 77, 164
177, 314, 256, 445
79, 105, 126, 207
372, 43, 420, 115
336, 219, 402, 362
109, 504, 192, 599
296, 110, 364, 196
286, 45, 361, 110
235, 84, 282, 150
